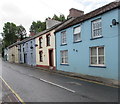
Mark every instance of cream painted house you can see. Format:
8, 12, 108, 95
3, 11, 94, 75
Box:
8, 42, 19, 63
36, 29, 56, 69
35, 19, 61, 69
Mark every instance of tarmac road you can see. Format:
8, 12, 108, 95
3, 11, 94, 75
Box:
1, 60, 119, 103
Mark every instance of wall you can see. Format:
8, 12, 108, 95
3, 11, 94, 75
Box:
18, 39, 36, 66
8, 46, 19, 63
56, 9, 119, 80
36, 30, 56, 68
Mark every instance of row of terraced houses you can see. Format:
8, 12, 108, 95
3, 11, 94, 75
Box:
5, 1, 120, 81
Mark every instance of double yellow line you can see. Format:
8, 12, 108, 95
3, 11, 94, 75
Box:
0, 76, 25, 104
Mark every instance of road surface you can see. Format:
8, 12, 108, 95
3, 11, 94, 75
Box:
1, 59, 119, 102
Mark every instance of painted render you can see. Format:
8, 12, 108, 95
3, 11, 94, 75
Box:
55, 8, 119, 80
8, 44, 19, 63
35, 29, 56, 69
18, 39, 36, 66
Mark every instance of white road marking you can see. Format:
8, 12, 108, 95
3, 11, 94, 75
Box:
39, 78, 76, 93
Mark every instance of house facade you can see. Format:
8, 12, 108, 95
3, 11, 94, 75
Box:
35, 29, 56, 69
18, 38, 36, 66
8, 42, 19, 63
55, 1, 120, 80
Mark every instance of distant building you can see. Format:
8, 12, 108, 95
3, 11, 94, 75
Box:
8, 42, 20, 63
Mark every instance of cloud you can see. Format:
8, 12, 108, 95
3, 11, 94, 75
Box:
0, 0, 116, 39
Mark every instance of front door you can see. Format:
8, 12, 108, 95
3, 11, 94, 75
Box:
49, 49, 54, 66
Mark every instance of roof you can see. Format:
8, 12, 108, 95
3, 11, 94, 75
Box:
55, 1, 120, 32
8, 41, 21, 48
18, 22, 63, 44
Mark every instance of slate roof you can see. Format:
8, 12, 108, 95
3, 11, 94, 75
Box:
55, 1, 120, 32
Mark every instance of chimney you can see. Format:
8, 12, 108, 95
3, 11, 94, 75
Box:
67, 8, 84, 19
45, 18, 61, 29
29, 31, 35, 37
115, 0, 120, 2
17, 39, 20, 42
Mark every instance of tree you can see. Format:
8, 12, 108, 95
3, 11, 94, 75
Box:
52, 14, 66, 22
29, 21, 46, 34
16, 25, 27, 40
2, 22, 18, 48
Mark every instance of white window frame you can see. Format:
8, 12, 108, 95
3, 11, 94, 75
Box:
60, 50, 68, 64
90, 46, 105, 66
61, 31, 67, 45
73, 26, 81, 42
92, 19, 102, 38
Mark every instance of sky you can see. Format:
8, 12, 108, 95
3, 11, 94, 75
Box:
0, 0, 115, 39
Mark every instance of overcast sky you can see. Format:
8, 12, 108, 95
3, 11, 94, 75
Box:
0, 0, 115, 38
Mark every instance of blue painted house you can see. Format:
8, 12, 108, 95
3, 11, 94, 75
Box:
18, 37, 36, 66
55, 1, 120, 80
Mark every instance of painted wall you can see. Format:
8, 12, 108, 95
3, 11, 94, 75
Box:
18, 39, 36, 66
56, 8, 119, 80
118, 8, 120, 81
8, 45, 19, 63
36, 30, 56, 69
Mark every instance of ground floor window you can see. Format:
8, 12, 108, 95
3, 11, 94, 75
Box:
90, 46, 105, 66
60, 50, 68, 64
39, 51, 43, 62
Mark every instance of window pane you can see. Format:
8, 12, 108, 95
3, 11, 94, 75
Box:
98, 47, 104, 55
74, 26, 81, 34
61, 31, 66, 44
92, 19, 102, 38
91, 57, 97, 64
91, 47, 97, 55
98, 56, 104, 64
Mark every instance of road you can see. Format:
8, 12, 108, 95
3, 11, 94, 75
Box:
1, 59, 119, 102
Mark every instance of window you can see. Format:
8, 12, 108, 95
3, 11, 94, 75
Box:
46, 34, 50, 46
39, 37, 42, 48
26, 43, 28, 51
39, 51, 43, 62
30, 41, 33, 49
60, 50, 68, 64
73, 26, 81, 42
61, 31, 66, 45
92, 19, 102, 38
90, 46, 105, 66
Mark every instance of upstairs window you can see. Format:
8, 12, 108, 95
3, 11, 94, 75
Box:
39, 37, 42, 48
39, 51, 43, 62
92, 19, 102, 38
61, 31, 67, 45
73, 26, 81, 42
46, 34, 50, 46
90, 46, 105, 66
60, 50, 68, 64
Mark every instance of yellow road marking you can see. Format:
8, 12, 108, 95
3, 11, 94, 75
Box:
0, 76, 25, 104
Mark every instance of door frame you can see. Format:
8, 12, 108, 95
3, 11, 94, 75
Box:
48, 48, 54, 67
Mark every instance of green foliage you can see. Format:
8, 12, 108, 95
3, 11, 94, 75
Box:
16, 25, 27, 40
2, 22, 18, 48
29, 21, 46, 34
52, 14, 66, 22
1, 22, 27, 48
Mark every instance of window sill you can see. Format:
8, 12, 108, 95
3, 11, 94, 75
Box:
73, 40, 82, 43
90, 36, 103, 40
61, 44, 67, 46
60, 63, 69, 66
89, 65, 106, 68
